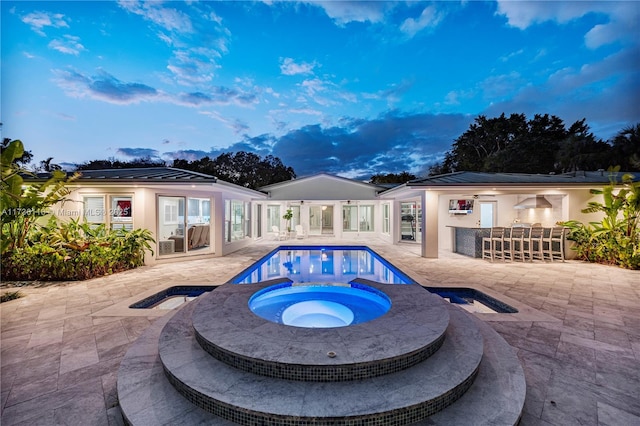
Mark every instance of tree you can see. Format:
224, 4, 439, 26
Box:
555, 119, 613, 172
427, 113, 628, 175
76, 156, 166, 170
610, 123, 640, 171
370, 171, 417, 184
174, 151, 296, 189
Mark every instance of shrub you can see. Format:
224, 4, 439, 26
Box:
561, 171, 640, 269
1, 218, 155, 281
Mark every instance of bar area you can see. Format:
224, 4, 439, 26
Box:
448, 226, 491, 258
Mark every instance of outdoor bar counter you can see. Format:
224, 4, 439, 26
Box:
447, 226, 491, 258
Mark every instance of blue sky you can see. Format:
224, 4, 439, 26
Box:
2, 1, 639, 179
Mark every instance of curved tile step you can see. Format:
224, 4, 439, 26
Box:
415, 312, 526, 426
159, 301, 483, 425
191, 282, 450, 381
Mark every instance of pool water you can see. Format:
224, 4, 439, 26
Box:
231, 246, 414, 285
249, 283, 392, 328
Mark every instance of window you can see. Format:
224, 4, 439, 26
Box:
83, 196, 105, 225
225, 199, 247, 242
342, 204, 374, 232
343, 205, 358, 232
359, 205, 374, 231
255, 204, 262, 238
111, 196, 133, 230
383, 203, 390, 234
83, 195, 134, 230
267, 205, 280, 231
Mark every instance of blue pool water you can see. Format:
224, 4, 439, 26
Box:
230, 246, 415, 285
249, 283, 392, 328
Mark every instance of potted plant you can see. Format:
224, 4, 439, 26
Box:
283, 208, 293, 232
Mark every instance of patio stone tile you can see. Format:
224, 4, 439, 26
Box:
59, 333, 99, 375
5, 373, 59, 407
597, 401, 640, 426
541, 371, 598, 426
26, 323, 64, 348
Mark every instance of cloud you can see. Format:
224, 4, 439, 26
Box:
362, 80, 414, 105
53, 68, 258, 107
280, 57, 317, 76
270, 111, 472, 178
48, 35, 86, 55
53, 68, 159, 104
482, 46, 640, 139
116, 147, 161, 159
117, 1, 231, 87
400, 5, 444, 38
117, 0, 193, 33
175, 87, 257, 107
305, 1, 393, 25
158, 111, 471, 179
199, 110, 250, 134
496, 1, 639, 49
21, 11, 68, 36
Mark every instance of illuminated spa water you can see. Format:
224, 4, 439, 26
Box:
248, 283, 391, 328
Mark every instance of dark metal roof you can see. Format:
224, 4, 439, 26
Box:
407, 171, 638, 187
32, 167, 218, 183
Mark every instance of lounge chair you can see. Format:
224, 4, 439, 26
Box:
295, 225, 307, 239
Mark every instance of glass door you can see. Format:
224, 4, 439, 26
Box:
309, 206, 322, 235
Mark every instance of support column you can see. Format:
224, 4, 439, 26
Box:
421, 191, 439, 258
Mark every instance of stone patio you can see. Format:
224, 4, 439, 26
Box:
1, 237, 639, 425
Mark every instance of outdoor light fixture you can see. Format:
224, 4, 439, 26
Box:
513, 195, 552, 209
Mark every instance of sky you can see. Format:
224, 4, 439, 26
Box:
2, 1, 639, 180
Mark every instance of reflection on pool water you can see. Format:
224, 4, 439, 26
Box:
249, 283, 392, 328
232, 246, 414, 285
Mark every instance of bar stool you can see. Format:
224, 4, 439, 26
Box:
543, 227, 565, 262
482, 227, 505, 261
525, 227, 544, 261
504, 227, 526, 261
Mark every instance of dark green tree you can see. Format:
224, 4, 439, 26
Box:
555, 119, 612, 172
609, 123, 640, 171
173, 152, 295, 189
370, 171, 417, 184
430, 113, 567, 174
76, 156, 166, 170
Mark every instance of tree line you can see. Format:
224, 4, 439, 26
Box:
428, 114, 639, 176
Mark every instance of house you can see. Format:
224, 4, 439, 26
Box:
257, 173, 387, 238
378, 170, 637, 258
43, 167, 266, 264
39, 168, 635, 265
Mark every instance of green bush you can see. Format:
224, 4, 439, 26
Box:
1, 218, 155, 281
562, 171, 640, 269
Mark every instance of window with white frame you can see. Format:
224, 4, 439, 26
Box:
343, 204, 374, 232
267, 205, 280, 231
225, 199, 247, 242
382, 203, 390, 234
111, 196, 133, 230
359, 205, 374, 231
342, 205, 358, 232
83, 196, 105, 225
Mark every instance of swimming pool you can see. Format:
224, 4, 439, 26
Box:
230, 246, 416, 284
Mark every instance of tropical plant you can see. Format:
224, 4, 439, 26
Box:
561, 169, 640, 269
1, 140, 78, 254
283, 208, 293, 232
1, 217, 155, 281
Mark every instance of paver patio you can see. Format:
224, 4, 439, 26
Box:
1, 237, 639, 425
